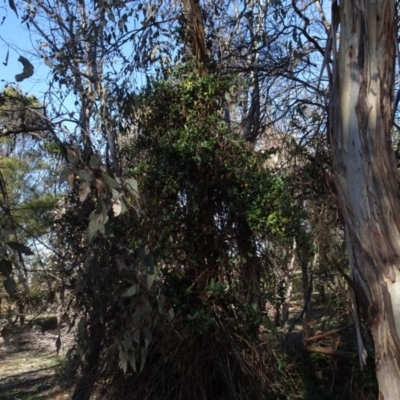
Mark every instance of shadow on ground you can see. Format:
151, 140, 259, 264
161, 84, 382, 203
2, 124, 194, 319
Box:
0, 325, 73, 399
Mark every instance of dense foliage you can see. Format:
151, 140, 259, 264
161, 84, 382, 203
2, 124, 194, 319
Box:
1, 0, 391, 399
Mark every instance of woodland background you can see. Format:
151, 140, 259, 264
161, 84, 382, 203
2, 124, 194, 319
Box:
0, 0, 396, 399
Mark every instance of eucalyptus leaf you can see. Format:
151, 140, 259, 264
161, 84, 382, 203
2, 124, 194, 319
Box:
140, 346, 147, 372
0, 258, 12, 277
8, 0, 18, 17
79, 169, 93, 182
67, 173, 75, 189
3, 48, 9, 66
168, 308, 175, 320
4, 277, 16, 296
66, 148, 79, 165
79, 182, 91, 202
126, 178, 139, 199
89, 210, 100, 221
143, 327, 152, 347
99, 212, 109, 225
98, 223, 106, 235
103, 173, 119, 189
88, 219, 99, 242
15, 56, 34, 82
89, 154, 102, 169
60, 169, 73, 184
133, 328, 141, 343
7, 241, 34, 255
119, 350, 128, 374
121, 285, 138, 298
128, 352, 137, 373
111, 188, 121, 200
146, 273, 155, 290
120, 199, 127, 214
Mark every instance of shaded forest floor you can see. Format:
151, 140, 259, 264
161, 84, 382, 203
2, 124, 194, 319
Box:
0, 301, 376, 400
0, 326, 73, 400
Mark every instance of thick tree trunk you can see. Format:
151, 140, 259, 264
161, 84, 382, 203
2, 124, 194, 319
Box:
329, 0, 400, 398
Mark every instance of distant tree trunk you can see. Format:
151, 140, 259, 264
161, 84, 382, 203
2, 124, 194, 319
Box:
16, 299, 24, 327
181, 0, 208, 75
329, 0, 400, 397
275, 239, 297, 326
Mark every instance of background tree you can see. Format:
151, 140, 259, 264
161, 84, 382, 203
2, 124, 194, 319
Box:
0, 86, 58, 325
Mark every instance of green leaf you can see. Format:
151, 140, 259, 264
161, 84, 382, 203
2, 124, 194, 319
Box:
59, 169, 74, 187
66, 148, 79, 165
133, 328, 141, 343
89, 210, 99, 221
88, 219, 99, 242
4, 277, 16, 296
78, 182, 91, 202
143, 327, 152, 347
67, 173, 75, 189
128, 352, 137, 373
146, 273, 155, 290
103, 173, 119, 189
98, 206, 109, 225
78, 169, 93, 182
168, 308, 175, 320
7, 241, 34, 255
140, 346, 147, 372
120, 199, 127, 214
0, 259, 12, 277
119, 350, 128, 374
98, 223, 106, 235
89, 154, 102, 169
111, 189, 121, 200
126, 178, 139, 199
121, 285, 138, 297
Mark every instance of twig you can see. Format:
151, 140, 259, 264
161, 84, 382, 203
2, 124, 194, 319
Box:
304, 324, 352, 342
305, 346, 355, 358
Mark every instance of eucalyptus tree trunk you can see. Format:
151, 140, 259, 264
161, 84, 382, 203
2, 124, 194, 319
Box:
329, 0, 400, 397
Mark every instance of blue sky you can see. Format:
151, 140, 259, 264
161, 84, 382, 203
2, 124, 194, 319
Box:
0, 9, 51, 100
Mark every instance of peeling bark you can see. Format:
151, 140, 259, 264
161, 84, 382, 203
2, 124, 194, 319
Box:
329, 0, 400, 397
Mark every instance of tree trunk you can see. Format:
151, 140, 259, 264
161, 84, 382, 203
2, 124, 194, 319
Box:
329, 0, 400, 397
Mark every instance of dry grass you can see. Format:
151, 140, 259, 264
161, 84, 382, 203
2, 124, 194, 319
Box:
0, 324, 74, 399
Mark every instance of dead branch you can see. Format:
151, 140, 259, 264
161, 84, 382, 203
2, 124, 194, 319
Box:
305, 346, 355, 358
304, 325, 352, 343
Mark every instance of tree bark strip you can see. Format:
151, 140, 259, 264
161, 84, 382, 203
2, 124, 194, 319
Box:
329, 0, 400, 397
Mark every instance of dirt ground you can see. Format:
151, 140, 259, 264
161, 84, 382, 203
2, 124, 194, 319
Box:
0, 325, 74, 400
